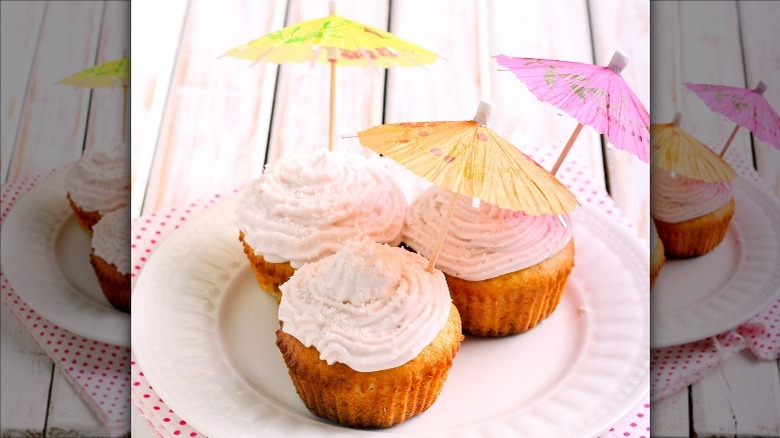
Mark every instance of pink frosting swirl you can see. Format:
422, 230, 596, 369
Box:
66, 142, 130, 215
403, 187, 572, 281
278, 240, 451, 372
651, 168, 732, 223
236, 151, 406, 268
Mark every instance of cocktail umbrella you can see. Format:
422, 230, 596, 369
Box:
356, 101, 577, 272
651, 112, 735, 183
59, 57, 130, 141
685, 81, 780, 157
222, 1, 437, 151
496, 51, 650, 173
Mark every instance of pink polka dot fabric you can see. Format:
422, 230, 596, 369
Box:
0, 171, 131, 438
650, 149, 780, 402
129, 148, 649, 437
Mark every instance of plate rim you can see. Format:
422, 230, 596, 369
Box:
1, 169, 130, 346
132, 192, 649, 438
650, 176, 780, 348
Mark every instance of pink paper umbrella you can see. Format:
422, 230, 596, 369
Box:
496, 51, 650, 174
685, 81, 780, 157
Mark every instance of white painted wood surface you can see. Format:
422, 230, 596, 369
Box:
1, 1, 126, 436
651, 1, 780, 437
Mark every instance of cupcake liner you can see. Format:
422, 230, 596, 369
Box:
90, 251, 131, 312
650, 238, 665, 288
238, 232, 295, 302
275, 305, 463, 428
67, 192, 102, 234
446, 239, 575, 337
655, 197, 734, 258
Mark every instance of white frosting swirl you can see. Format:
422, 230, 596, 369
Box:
91, 206, 130, 274
278, 240, 451, 372
403, 187, 573, 281
66, 142, 130, 214
651, 168, 732, 223
236, 150, 406, 268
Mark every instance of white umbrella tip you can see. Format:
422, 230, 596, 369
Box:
328, 0, 337, 14
756, 80, 767, 94
607, 50, 629, 74
672, 111, 683, 126
474, 100, 495, 126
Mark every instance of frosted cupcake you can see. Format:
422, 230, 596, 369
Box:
403, 186, 574, 337
236, 150, 406, 302
276, 239, 462, 428
90, 206, 130, 312
650, 220, 664, 288
66, 142, 130, 233
651, 168, 734, 258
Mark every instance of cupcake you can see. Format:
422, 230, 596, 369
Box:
276, 239, 462, 428
650, 219, 664, 288
89, 206, 130, 312
651, 168, 734, 258
236, 150, 406, 302
66, 142, 130, 233
403, 186, 574, 337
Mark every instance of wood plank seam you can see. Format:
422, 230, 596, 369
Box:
261, 0, 292, 168
584, 0, 612, 197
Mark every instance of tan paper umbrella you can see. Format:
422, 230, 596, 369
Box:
651, 112, 735, 183
357, 101, 577, 271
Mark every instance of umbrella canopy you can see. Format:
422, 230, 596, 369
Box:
357, 101, 576, 272
496, 51, 649, 168
223, 1, 437, 150
651, 112, 735, 183
685, 81, 780, 154
357, 102, 577, 215
59, 57, 130, 88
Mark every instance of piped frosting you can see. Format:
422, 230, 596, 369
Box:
92, 206, 130, 275
651, 168, 732, 223
403, 186, 573, 281
66, 142, 130, 215
278, 239, 451, 372
236, 150, 406, 268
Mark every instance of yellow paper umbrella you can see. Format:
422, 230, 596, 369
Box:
357, 101, 577, 271
59, 57, 130, 141
651, 112, 735, 183
223, 1, 437, 151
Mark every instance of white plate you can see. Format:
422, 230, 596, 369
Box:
1, 170, 130, 346
650, 177, 780, 348
133, 193, 649, 438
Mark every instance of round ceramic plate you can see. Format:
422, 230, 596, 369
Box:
651, 177, 780, 348
132, 193, 649, 438
1, 170, 130, 346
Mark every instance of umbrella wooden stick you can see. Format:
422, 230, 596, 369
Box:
122, 85, 128, 142
328, 59, 337, 151
551, 123, 584, 175
719, 124, 740, 158
426, 191, 459, 273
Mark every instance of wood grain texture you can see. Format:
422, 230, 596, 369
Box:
588, 0, 650, 238
266, 0, 389, 162
650, 387, 690, 438
488, 0, 605, 190
737, 1, 780, 195
129, 0, 189, 218
141, 0, 286, 214
46, 370, 110, 438
83, 0, 129, 153
0, 1, 46, 184
0, 303, 53, 437
692, 351, 780, 437
5, 1, 104, 181
676, 1, 752, 164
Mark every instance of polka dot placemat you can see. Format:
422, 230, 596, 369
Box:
1, 169, 131, 438
130, 149, 650, 437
